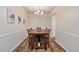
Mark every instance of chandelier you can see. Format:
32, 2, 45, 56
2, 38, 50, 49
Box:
34, 6, 44, 15
34, 11, 44, 15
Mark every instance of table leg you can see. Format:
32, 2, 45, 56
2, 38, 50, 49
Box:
48, 34, 49, 48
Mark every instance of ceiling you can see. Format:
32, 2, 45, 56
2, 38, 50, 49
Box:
24, 6, 55, 14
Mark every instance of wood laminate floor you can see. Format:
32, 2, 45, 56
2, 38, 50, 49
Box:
13, 37, 65, 52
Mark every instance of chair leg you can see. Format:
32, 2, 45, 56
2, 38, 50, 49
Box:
31, 35, 35, 50
48, 39, 49, 48
45, 43, 47, 50
28, 36, 30, 49
31, 45, 33, 50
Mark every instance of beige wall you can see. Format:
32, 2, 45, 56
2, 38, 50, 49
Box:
28, 14, 51, 29
52, 7, 79, 51
0, 6, 29, 35
0, 6, 29, 51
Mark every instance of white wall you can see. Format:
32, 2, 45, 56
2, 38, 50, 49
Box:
28, 14, 51, 29
52, 7, 79, 52
0, 6, 28, 51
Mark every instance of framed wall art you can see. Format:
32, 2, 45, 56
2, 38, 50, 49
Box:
7, 8, 15, 24
18, 16, 22, 24
23, 18, 26, 25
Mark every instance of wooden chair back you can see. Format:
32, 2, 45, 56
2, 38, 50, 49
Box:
37, 27, 41, 31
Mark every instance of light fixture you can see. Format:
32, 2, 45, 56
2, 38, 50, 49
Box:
34, 6, 44, 15
34, 11, 44, 15
40, 11, 44, 15
37, 10, 40, 13
34, 12, 37, 14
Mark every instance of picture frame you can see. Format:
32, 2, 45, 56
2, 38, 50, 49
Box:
7, 8, 15, 24
18, 16, 22, 24
23, 18, 26, 25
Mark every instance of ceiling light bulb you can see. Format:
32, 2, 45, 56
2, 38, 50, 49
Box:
34, 11, 44, 15
37, 10, 40, 13
34, 12, 37, 14
40, 12, 44, 15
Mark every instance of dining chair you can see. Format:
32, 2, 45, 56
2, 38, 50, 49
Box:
37, 27, 41, 31
30, 28, 33, 31
43, 28, 51, 48
31, 34, 38, 50
27, 28, 38, 50
45, 28, 48, 31
27, 29, 33, 49
40, 36, 47, 50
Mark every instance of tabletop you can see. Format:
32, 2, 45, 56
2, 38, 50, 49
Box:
29, 29, 50, 35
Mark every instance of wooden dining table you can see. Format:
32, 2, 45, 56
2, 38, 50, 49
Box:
29, 29, 50, 50
29, 29, 50, 35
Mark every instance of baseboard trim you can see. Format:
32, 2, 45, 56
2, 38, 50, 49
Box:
9, 36, 28, 52
55, 40, 69, 52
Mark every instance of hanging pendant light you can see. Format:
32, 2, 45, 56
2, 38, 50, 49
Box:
34, 6, 44, 15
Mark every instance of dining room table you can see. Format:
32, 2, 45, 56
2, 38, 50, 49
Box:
29, 29, 50, 50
